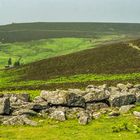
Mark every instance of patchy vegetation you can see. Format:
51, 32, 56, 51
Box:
0, 22, 138, 43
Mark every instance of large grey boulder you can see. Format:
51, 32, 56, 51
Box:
2, 115, 37, 126
0, 97, 10, 115
67, 93, 85, 107
84, 90, 110, 103
109, 92, 136, 107
40, 90, 85, 107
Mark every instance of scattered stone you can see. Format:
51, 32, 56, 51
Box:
117, 83, 128, 91
12, 109, 37, 116
133, 111, 140, 118
66, 107, 85, 119
78, 111, 91, 125
50, 110, 66, 121
134, 84, 140, 89
108, 111, 120, 117
136, 92, 140, 103
119, 105, 135, 114
93, 112, 101, 119
126, 83, 134, 89
2, 115, 37, 126
86, 103, 109, 112
0, 83, 140, 126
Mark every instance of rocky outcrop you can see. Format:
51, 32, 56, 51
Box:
0, 97, 10, 115
109, 92, 136, 107
2, 115, 37, 126
41, 90, 85, 107
0, 83, 140, 126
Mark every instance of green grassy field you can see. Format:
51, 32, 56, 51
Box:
0, 35, 123, 68
0, 38, 91, 68
0, 113, 140, 140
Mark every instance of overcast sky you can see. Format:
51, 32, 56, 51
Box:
0, 0, 140, 25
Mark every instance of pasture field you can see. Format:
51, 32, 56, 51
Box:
0, 111, 140, 140
0, 35, 123, 68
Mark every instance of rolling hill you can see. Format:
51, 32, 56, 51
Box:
0, 35, 123, 68
0, 22, 140, 43
22, 40, 140, 81
1, 38, 140, 90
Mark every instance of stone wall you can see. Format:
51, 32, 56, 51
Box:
0, 83, 140, 126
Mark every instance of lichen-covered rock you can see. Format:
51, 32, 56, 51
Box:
119, 105, 135, 114
93, 112, 101, 119
84, 90, 110, 103
12, 109, 37, 116
134, 84, 140, 89
2, 115, 37, 126
33, 96, 46, 103
133, 111, 140, 118
67, 93, 85, 107
78, 111, 92, 125
109, 92, 136, 107
49, 110, 66, 121
86, 103, 109, 112
117, 83, 128, 91
68, 89, 86, 96
41, 90, 68, 105
0, 97, 10, 115
136, 92, 140, 103
40, 90, 85, 107
4, 93, 30, 103
66, 107, 85, 119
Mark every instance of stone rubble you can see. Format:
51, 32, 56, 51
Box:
0, 83, 140, 126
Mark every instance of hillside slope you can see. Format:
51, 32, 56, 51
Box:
0, 22, 140, 43
0, 38, 93, 68
1, 39, 140, 90
22, 40, 140, 81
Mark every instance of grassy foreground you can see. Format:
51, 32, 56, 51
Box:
0, 114, 140, 140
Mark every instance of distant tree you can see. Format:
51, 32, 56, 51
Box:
8, 58, 12, 66
14, 61, 20, 67
14, 57, 22, 67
